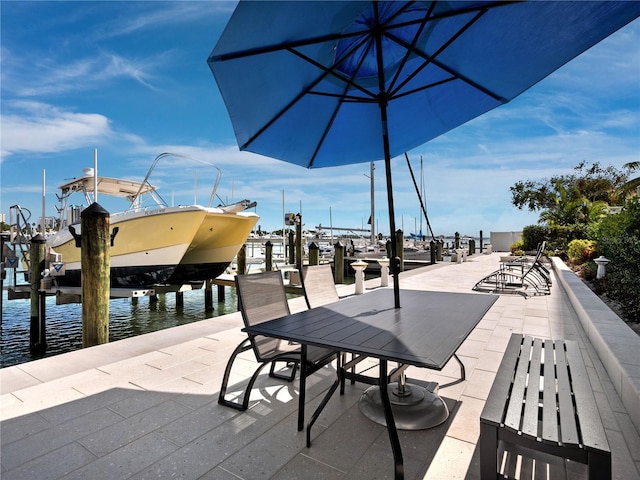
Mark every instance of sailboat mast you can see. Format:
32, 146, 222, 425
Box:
93, 149, 98, 204
370, 161, 375, 244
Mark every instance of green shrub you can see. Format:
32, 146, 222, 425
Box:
592, 198, 640, 322
581, 261, 598, 281
510, 240, 525, 256
567, 239, 597, 265
522, 225, 547, 252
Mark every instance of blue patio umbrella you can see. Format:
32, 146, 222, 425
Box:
208, 1, 640, 308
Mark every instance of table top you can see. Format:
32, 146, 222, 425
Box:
243, 289, 497, 369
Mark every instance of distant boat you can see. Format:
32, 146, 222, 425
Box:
47, 153, 259, 288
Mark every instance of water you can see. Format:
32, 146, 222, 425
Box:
1, 287, 239, 368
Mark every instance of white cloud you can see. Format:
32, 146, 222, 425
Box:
0, 101, 115, 160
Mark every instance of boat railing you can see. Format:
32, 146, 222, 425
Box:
8, 204, 35, 272
131, 153, 222, 210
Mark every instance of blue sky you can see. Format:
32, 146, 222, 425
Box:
2, 2, 639, 238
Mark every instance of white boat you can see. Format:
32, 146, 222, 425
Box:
47, 153, 259, 288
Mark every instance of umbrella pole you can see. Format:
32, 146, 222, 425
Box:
374, 2, 401, 309
384, 153, 400, 309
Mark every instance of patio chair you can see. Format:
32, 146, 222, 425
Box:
473, 242, 551, 297
218, 271, 339, 429
301, 264, 339, 308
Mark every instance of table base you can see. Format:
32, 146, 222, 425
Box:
359, 382, 449, 430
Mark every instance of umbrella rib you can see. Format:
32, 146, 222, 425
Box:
385, 1, 436, 95
385, 9, 506, 103
210, 24, 373, 63
239, 27, 379, 154
308, 90, 377, 104
239, 59, 334, 154
287, 46, 378, 101
392, 76, 456, 100
307, 37, 378, 167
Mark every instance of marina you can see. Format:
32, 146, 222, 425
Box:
1, 221, 483, 370
1, 254, 638, 479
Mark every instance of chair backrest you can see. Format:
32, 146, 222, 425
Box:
531, 241, 546, 265
301, 264, 339, 309
235, 271, 291, 361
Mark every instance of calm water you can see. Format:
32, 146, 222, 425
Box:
0, 287, 239, 368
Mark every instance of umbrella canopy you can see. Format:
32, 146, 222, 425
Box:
208, 1, 640, 307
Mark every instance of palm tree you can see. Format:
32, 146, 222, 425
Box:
538, 181, 584, 226
621, 161, 639, 197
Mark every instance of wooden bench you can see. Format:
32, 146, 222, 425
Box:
480, 334, 611, 479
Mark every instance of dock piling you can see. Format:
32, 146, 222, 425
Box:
29, 234, 47, 354
309, 242, 319, 266
265, 240, 273, 271
334, 241, 345, 284
81, 203, 110, 347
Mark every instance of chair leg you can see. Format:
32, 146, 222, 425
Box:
298, 345, 308, 431
218, 338, 252, 410
440, 354, 465, 389
270, 360, 297, 381
219, 339, 286, 411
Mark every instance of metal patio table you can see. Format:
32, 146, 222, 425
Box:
243, 288, 497, 480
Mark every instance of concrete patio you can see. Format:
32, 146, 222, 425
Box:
1, 253, 639, 479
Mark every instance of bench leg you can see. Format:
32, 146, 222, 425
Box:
588, 451, 611, 480
480, 421, 498, 480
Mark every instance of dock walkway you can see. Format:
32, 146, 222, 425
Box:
1, 253, 639, 479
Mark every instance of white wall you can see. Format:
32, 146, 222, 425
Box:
489, 231, 522, 252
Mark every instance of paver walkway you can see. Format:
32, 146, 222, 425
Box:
1, 253, 639, 479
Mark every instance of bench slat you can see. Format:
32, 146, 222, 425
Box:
505, 336, 534, 432
481, 334, 611, 480
564, 341, 610, 453
481, 334, 523, 426
522, 337, 543, 438
542, 339, 559, 444
555, 340, 580, 446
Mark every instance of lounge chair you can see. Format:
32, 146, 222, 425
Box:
473, 242, 551, 297
218, 271, 339, 429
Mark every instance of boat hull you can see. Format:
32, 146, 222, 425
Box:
48, 207, 258, 287
170, 211, 259, 283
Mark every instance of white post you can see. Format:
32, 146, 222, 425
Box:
351, 260, 368, 294
377, 257, 390, 287
594, 256, 610, 280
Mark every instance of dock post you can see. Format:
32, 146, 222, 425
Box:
334, 241, 345, 284
396, 230, 404, 272
479, 230, 484, 253
205, 279, 214, 310
29, 234, 47, 354
288, 231, 295, 265
295, 213, 302, 271
1, 232, 10, 324
237, 244, 247, 274
309, 242, 319, 266
81, 203, 110, 348
469, 239, 476, 255
454, 232, 460, 249
437, 240, 443, 261
176, 291, 184, 307
265, 240, 273, 271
